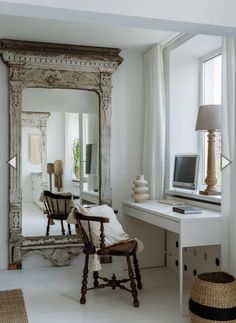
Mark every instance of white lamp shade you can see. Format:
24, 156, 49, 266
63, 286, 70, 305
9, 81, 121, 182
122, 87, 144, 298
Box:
195, 104, 222, 131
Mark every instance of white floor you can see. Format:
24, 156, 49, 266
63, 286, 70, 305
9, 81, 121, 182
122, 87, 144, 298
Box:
22, 202, 76, 236
0, 259, 190, 323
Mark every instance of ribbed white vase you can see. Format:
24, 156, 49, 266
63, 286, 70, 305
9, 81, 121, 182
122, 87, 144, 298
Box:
131, 175, 149, 203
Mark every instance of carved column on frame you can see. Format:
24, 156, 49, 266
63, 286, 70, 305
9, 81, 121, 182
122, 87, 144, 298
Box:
100, 72, 112, 205
9, 80, 23, 202
9, 67, 24, 268
9, 203, 22, 269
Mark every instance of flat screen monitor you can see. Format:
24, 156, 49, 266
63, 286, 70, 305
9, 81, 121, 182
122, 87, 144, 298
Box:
85, 143, 98, 175
173, 154, 199, 190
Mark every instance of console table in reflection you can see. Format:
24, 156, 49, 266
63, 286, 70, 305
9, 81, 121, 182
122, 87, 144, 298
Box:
123, 200, 222, 315
31, 172, 44, 209
81, 190, 99, 204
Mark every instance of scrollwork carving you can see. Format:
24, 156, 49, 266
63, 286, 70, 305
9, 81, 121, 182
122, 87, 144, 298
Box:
22, 247, 82, 267
100, 73, 112, 123
9, 81, 23, 119
101, 72, 112, 88
102, 97, 111, 123
21, 111, 50, 127
10, 207, 21, 232
10, 66, 24, 81
23, 69, 101, 89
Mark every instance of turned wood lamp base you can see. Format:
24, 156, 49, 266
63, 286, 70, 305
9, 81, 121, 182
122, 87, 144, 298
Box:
198, 128, 222, 197
195, 105, 222, 198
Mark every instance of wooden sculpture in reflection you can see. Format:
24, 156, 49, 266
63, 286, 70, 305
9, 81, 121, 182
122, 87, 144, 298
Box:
54, 160, 63, 192
47, 163, 54, 191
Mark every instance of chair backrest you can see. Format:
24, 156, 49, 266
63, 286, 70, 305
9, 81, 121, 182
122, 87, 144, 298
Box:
75, 211, 109, 252
43, 190, 73, 216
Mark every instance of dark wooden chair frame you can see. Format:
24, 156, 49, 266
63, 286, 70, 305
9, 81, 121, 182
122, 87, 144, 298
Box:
43, 190, 74, 236
75, 210, 142, 307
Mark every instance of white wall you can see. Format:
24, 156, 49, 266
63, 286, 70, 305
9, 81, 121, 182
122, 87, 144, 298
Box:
169, 51, 199, 187
23, 88, 98, 114
47, 112, 65, 172
112, 50, 165, 268
111, 50, 144, 206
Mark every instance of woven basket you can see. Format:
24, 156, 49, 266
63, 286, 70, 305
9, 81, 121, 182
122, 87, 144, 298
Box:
189, 272, 236, 322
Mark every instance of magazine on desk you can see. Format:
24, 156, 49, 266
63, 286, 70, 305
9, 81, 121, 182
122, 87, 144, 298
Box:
172, 206, 202, 214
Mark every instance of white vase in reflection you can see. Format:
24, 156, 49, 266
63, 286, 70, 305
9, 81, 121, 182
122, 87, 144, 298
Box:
131, 175, 149, 203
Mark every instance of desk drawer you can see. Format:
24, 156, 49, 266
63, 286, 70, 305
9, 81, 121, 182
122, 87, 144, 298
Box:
123, 205, 180, 234
181, 220, 221, 247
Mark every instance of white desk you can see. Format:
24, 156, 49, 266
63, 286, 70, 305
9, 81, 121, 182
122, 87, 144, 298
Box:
81, 190, 99, 204
123, 200, 222, 315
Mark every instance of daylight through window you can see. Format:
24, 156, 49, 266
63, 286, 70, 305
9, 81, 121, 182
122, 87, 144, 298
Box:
202, 54, 222, 186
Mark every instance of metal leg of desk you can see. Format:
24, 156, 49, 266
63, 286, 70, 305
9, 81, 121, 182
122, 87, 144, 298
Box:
179, 246, 184, 315
179, 246, 190, 316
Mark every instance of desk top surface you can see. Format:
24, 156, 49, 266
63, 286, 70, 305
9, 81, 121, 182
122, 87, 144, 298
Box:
123, 200, 221, 223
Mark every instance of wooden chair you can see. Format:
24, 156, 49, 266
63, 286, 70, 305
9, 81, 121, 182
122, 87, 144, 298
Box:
75, 210, 142, 307
43, 190, 74, 236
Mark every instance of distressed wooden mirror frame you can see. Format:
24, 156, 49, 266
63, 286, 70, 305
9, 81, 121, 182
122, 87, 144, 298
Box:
0, 39, 123, 269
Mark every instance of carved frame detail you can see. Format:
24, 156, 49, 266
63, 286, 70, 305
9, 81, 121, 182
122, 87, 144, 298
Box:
0, 39, 123, 268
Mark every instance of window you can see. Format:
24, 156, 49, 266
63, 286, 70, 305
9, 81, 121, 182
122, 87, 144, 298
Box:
201, 53, 222, 187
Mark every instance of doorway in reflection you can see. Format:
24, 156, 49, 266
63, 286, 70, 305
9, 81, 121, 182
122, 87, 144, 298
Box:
21, 88, 99, 237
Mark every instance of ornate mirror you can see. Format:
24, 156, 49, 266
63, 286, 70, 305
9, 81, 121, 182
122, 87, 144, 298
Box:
0, 39, 123, 269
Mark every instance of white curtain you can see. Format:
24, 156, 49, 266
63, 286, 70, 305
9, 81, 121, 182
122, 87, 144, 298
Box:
142, 44, 166, 199
222, 38, 236, 274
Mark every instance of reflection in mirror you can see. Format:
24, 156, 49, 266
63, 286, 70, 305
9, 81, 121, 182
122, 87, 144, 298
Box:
21, 88, 99, 237
81, 113, 99, 204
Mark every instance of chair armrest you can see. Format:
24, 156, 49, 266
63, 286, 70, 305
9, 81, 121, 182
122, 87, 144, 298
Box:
75, 212, 109, 223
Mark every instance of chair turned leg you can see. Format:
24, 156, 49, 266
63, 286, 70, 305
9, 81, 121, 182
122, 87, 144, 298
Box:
93, 271, 99, 287
133, 254, 142, 289
61, 220, 65, 235
126, 256, 139, 307
46, 218, 50, 236
67, 223, 72, 235
80, 254, 89, 304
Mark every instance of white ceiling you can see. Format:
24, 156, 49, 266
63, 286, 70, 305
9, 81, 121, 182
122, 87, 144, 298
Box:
0, 12, 222, 56
0, 14, 175, 52
0, 0, 236, 37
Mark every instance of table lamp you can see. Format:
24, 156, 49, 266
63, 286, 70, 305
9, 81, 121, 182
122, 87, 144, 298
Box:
195, 104, 222, 195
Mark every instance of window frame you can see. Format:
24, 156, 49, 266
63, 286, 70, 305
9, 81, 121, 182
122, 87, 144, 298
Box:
199, 48, 222, 189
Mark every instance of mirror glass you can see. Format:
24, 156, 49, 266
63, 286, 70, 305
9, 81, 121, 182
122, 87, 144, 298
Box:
21, 88, 99, 237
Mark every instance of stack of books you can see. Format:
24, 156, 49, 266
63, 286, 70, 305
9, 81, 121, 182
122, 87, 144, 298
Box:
172, 206, 202, 214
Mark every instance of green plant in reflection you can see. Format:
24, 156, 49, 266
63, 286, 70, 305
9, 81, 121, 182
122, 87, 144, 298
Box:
72, 138, 80, 179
